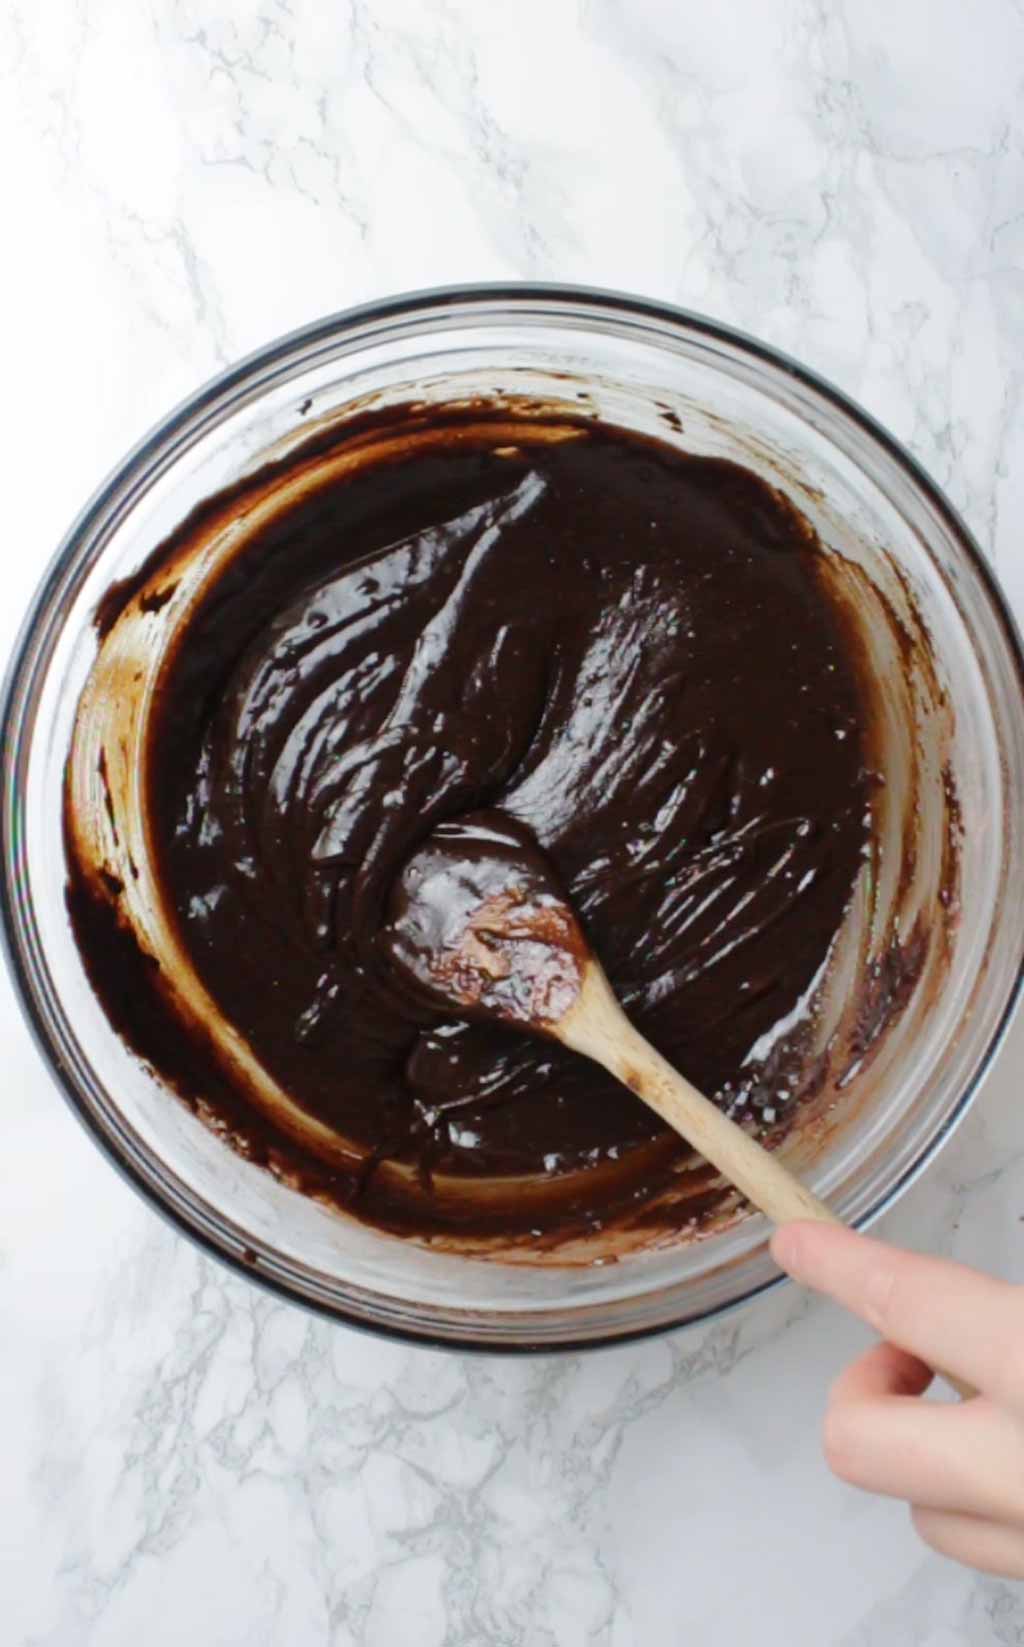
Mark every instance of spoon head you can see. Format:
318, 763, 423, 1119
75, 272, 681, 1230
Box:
382, 810, 588, 1033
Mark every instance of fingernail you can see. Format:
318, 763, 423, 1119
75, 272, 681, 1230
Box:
771, 1224, 807, 1278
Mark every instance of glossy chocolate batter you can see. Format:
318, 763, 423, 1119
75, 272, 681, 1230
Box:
69, 410, 876, 1241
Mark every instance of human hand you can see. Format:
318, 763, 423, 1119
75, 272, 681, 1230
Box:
771, 1221, 1024, 1577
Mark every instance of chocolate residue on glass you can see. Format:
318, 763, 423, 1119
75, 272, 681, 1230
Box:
64, 400, 958, 1252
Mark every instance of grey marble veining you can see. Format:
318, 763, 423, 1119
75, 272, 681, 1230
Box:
1, 2, 1023, 1642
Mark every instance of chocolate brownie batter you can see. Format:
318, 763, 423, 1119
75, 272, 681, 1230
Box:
67, 408, 879, 1243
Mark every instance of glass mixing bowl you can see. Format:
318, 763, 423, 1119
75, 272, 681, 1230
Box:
4, 285, 1023, 1350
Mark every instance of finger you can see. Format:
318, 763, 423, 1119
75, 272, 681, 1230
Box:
830, 1340, 933, 1404
772, 1222, 1019, 1399
823, 1392, 1024, 1523
911, 1505, 1024, 1579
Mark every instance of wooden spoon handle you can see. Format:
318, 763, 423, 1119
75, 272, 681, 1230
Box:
560, 964, 839, 1227
560, 965, 976, 1400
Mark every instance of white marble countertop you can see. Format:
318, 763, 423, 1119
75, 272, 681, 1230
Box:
2, 2, 1023, 1642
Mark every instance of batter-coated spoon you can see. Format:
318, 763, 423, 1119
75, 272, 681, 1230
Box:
383, 809, 973, 1399
383, 808, 839, 1228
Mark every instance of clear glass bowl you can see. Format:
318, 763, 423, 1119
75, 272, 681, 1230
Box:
4, 285, 1023, 1350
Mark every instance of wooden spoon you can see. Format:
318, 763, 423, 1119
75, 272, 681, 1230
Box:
384, 810, 973, 1396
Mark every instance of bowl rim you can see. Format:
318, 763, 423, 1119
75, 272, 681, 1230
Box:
4, 280, 1024, 1353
